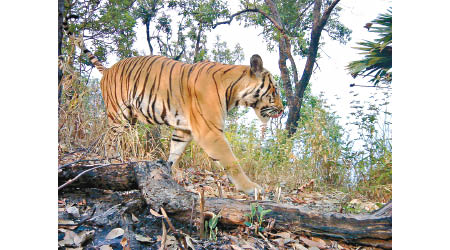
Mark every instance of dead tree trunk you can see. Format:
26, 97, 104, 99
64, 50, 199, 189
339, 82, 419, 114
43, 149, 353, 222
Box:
59, 160, 392, 249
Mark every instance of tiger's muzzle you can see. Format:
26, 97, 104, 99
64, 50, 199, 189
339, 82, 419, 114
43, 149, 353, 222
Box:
261, 106, 284, 119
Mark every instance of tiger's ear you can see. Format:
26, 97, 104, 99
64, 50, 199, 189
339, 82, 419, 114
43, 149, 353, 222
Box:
250, 54, 263, 77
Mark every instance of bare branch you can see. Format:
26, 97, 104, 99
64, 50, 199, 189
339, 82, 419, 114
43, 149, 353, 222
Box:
212, 8, 259, 29
212, 6, 290, 38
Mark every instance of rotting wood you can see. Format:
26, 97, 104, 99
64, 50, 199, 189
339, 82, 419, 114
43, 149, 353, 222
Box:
59, 160, 392, 249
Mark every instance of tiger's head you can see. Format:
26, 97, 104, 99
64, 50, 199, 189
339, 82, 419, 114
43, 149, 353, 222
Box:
237, 54, 284, 124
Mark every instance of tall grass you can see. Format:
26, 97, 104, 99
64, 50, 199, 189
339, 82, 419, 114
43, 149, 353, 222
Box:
58, 64, 391, 201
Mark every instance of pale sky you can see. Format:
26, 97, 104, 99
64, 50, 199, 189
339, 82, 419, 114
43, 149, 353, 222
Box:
202, 0, 392, 132
92, 0, 392, 136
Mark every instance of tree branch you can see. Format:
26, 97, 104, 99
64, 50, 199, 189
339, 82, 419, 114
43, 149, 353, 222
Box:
212, 6, 290, 39
319, 0, 341, 29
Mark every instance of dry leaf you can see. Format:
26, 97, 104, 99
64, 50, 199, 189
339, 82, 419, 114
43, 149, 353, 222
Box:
273, 231, 291, 239
273, 238, 285, 247
184, 235, 196, 250
78, 230, 95, 245
291, 197, 306, 204
58, 229, 82, 247
121, 237, 131, 250
135, 234, 153, 243
131, 213, 139, 222
311, 237, 326, 246
150, 208, 163, 217
300, 236, 327, 249
66, 206, 80, 218
291, 243, 308, 250
105, 228, 124, 240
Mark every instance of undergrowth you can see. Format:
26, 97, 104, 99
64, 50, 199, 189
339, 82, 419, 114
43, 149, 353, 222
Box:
58, 62, 391, 202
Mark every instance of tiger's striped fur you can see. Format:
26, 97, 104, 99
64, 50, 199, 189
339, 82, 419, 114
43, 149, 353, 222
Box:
64, 20, 284, 194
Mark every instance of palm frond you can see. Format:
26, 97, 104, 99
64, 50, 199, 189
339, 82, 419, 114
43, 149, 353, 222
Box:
347, 8, 392, 86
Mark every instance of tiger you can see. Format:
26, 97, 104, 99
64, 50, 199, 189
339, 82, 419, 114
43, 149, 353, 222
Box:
63, 20, 284, 195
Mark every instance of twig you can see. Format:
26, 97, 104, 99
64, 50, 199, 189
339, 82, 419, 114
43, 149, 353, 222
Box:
60, 148, 87, 158
58, 158, 116, 170
58, 207, 97, 229
199, 187, 205, 239
189, 198, 195, 235
58, 133, 106, 170
217, 181, 223, 198
159, 220, 167, 250
160, 207, 187, 250
58, 162, 128, 190
258, 232, 276, 250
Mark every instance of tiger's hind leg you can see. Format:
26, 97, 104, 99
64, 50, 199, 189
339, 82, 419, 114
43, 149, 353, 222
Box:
168, 129, 192, 172
103, 107, 136, 161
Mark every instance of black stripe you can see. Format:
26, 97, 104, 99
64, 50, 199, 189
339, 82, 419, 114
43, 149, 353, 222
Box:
166, 91, 171, 111
212, 68, 225, 113
126, 57, 146, 102
206, 63, 217, 73
179, 64, 186, 104
171, 138, 186, 142
138, 56, 163, 101
161, 103, 169, 125
168, 60, 178, 95
223, 66, 235, 74
225, 71, 246, 111
131, 56, 153, 99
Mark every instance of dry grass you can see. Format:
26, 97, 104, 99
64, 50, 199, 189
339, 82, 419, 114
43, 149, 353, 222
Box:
58, 54, 391, 203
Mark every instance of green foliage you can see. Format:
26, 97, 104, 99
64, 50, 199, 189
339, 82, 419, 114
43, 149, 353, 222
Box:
60, 0, 392, 203
345, 88, 392, 200
225, 84, 391, 200
210, 35, 245, 65
239, 0, 351, 56
244, 203, 272, 234
204, 212, 221, 241
347, 8, 392, 86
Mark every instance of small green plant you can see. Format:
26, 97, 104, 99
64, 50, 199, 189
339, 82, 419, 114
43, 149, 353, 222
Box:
244, 203, 272, 234
204, 212, 221, 241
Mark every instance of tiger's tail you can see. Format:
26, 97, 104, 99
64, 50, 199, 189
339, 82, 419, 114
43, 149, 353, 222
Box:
62, 15, 107, 74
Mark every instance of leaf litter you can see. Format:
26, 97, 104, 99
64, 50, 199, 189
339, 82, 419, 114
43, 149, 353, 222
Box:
58, 151, 386, 250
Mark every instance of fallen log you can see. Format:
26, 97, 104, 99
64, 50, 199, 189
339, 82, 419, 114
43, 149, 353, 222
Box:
58, 162, 138, 191
59, 160, 392, 249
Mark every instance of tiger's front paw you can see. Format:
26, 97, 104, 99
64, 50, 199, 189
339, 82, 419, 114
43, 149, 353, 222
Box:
238, 181, 265, 197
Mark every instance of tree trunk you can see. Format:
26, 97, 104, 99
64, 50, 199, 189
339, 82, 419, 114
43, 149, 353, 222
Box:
58, 0, 65, 109
193, 23, 203, 62
145, 18, 153, 55
59, 160, 392, 249
282, 0, 341, 136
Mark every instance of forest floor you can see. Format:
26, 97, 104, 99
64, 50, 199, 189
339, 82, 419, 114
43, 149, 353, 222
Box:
58, 151, 386, 250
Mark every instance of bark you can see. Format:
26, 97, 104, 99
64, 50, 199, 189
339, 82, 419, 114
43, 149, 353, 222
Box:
193, 23, 203, 62
58, 162, 138, 191
145, 18, 153, 55
59, 160, 392, 249
58, 0, 65, 108
285, 0, 341, 135
210, 0, 341, 135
